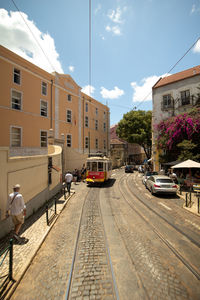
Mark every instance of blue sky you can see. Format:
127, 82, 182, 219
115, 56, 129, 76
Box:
0, 0, 200, 125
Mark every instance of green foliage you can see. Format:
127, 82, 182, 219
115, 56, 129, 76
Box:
116, 110, 152, 159
177, 140, 200, 161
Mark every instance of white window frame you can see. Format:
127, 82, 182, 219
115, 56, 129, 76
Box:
95, 120, 98, 130
40, 130, 48, 147
11, 89, 22, 111
40, 100, 48, 117
13, 67, 21, 85
67, 94, 72, 102
10, 125, 22, 147
41, 81, 47, 96
66, 134, 72, 147
66, 109, 72, 123
85, 116, 89, 127
85, 136, 89, 149
95, 138, 98, 149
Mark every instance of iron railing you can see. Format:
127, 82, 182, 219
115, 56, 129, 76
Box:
0, 239, 13, 295
46, 199, 57, 226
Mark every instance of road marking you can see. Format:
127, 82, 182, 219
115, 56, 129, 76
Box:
111, 173, 116, 177
145, 193, 151, 198
158, 202, 172, 211
185, 219, 200, 231
138, 186, 142, 190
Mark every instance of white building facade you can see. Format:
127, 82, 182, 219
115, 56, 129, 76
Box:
152, 65, 200, 171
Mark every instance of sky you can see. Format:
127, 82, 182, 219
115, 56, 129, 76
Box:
0, 0, 200, 125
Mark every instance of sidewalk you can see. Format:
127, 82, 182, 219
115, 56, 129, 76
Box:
0, 182, 82, 300
178, 188, 200, 216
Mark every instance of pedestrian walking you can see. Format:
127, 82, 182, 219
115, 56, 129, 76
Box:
65, 171, 73, 195
6, 184, 27, 243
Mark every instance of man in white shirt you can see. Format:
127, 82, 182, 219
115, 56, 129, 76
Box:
65, 171, 73, 195
6, 184, 26, 242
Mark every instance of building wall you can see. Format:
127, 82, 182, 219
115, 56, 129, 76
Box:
152, 74, 200, 171
0, 145, 62, 238
0, 46, 110, 165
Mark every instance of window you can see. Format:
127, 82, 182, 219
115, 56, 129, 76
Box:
98, 162, 103, 171
11, 126, 21, 147
181, 90, 190, 105
85, 136, 89, 149
95, 120, 98, 130
85, 102, 88, 112
92, 162, 97, 171
66, 110, 72, 123
40, 100, 48, 117
96, 108, 98, 115
104, 139, 106, 150
13, 68, 20, 85
103, 122, 106, 132
42, 81, 47, 95
104, 111, 106, 119
68, 94, 72, 101
41, 131, 48, 147
85, 116, 89, 127
163, 94, 171, 108
11, 90, 22, 110
67, 134, 72, 147
95, 138, 98, 149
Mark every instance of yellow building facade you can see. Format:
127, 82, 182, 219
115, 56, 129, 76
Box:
0, 46, 110, 167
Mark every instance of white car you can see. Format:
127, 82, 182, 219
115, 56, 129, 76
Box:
142, 171, 158, 186
146, 175, 178, 195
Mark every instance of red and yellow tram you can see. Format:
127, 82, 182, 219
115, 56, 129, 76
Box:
86, 155, 112, 184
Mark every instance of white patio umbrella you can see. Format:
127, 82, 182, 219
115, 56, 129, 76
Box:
172, 159, 200, 169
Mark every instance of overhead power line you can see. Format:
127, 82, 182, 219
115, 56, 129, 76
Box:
11, 0, 56, 72
135, 37, 200, 110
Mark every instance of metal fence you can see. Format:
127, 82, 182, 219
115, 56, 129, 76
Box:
0, 239, 13, 296
46, 199, 57, 226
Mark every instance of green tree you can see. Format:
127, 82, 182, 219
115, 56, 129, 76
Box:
177, 140, 200, 161
116, 110, 152, 159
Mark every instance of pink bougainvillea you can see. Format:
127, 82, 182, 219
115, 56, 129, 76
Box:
156, 108, 200, 151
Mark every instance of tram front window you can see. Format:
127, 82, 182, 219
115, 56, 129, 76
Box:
98, 162, 103, 171
92, 162, 97, 171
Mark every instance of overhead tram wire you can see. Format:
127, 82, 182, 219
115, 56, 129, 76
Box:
11, 0, 56, 72
135, 36, 200, 110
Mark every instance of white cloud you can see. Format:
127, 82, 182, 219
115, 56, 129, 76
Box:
193, 38, 200, 53
131, 75, 169, 103
81, 85, 95, 96
105, 6, 127, 36
105, 25, 121, 36
0, 9, 63, 73
190, 3, 200, 14
100, 86, 124, 99
68, 65, 74, 72
108, 7, 123, 23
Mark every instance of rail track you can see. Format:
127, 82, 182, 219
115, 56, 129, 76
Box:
120, 174, 200, 281
65, 187, 119, 299
100, 172, 200, 299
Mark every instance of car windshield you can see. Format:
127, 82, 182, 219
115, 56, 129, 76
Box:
146, 171, 158, 176
156, 179, 173, 183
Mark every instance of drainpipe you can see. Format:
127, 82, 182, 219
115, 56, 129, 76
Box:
50, 79, 53, 129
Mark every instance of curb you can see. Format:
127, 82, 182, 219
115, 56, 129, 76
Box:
5, 192, 75, 300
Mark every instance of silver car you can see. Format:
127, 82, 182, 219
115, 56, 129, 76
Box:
142, 171, 158, 186
146, 175, 178, 195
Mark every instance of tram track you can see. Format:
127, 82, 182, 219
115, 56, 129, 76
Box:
65, 186, 119, 300
118, 174, 200, 281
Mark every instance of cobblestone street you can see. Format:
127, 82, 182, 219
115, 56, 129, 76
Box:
1, 169, 200, 300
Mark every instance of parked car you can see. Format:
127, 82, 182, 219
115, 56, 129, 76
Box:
146, 175, 178, 195
125, 165, 134, 173
142, 171, 158, 186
